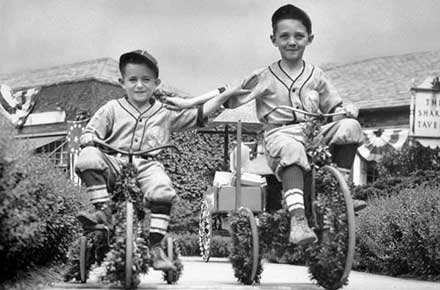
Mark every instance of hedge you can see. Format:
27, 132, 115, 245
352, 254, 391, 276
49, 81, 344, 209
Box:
0, 117, 87, 281
354, 183, 440, 280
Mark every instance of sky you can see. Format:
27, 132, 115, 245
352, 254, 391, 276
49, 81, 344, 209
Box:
1, 0, 440, 95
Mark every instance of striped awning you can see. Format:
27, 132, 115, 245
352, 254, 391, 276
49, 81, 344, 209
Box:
357, 128, 409, 162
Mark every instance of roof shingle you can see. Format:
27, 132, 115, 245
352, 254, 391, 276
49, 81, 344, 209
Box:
325, 50, 440, 110
0, 58, 120, 90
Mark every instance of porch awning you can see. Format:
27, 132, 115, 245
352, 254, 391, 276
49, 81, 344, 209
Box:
357, 128, 408, 162
16, 135, 65, 151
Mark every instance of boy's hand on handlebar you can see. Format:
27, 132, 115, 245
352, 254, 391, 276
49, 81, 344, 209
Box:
343, 104, 359, 118
80, 132, 96, 147
334, 104, 358, 119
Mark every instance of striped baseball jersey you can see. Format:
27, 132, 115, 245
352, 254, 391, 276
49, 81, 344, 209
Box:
83, 97, 204, 151
224, 60, 343, 124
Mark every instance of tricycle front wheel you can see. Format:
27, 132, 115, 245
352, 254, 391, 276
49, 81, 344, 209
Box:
307, 165, 356, 290
125, 202, 134, 289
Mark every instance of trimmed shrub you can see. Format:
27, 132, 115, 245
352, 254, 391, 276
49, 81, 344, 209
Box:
379, 141, 440, 177
0, 117, 87, 281
352, 169, 440, 200
354, 183, 440, 280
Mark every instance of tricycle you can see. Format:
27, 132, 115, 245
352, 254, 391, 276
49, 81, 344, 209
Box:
65, 139, 183, 289
198, 106, 356, 290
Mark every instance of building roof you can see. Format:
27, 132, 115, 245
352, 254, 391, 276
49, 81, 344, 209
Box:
0, 58, 120, 90
0, 57, 189, 96
325, 49, 440, 110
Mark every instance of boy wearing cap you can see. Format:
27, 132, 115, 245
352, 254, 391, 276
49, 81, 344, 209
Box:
75, 49, 220, 270
164, 4, 365, 245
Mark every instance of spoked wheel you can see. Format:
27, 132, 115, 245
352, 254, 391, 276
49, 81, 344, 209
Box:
125, 201, 134, 289
307, 165, 356, 290
198, 199, 212, 262
162, 236, 183, 284
79, 236, 88, 283
229, 207, 262, 285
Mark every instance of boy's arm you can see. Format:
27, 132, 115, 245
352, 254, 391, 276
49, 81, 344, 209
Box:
162, 87, 228, 111
164, 85, 253, 117
164, 71, 260, 112
202, 84, 254, 117
80, 103, 113, 146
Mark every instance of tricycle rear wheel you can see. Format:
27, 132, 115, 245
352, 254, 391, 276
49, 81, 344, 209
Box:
79, 236, 87, 283
229, 207, 262, 285
198, 199, 212, 262
162, 236, 183, 284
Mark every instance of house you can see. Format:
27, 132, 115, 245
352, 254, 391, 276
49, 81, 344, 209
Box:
0, 57, 188, 174
326, 50, 440, 184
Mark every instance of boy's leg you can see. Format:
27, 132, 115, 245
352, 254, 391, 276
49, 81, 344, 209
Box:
322, 119, 367, 212
137, 160, 176, 271
263, 132, 316, 245
76, 169, 112, 227
75, 147, 118, 227
331, 144, 367, 211
281, 165, 317, 245
148, 201, 176, 271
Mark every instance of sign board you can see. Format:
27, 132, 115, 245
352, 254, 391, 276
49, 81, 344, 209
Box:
410, 76, 440, 148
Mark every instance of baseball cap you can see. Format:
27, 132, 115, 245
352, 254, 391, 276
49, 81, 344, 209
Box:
119, 50, 159, 77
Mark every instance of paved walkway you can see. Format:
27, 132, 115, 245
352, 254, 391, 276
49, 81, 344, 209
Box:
49, 257, 440, 290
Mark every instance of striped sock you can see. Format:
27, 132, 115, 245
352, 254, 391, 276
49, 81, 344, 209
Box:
283, 188, 305, 217
79, 170, 110, 204
149, 202, 172, 246
150, 213, 170, 245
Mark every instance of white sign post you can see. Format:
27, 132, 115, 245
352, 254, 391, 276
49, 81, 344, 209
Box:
409, 76, 440, 148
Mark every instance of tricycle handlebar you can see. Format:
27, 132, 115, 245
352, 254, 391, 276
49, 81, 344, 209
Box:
93, 138, 180, 156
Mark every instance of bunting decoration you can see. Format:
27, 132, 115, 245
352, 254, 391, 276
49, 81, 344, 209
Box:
67, 119, 88, 184
357, 128, 408, 162
0, 84, 40, 129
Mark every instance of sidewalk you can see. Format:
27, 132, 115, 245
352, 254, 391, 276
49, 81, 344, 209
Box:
50, 256, 440, 290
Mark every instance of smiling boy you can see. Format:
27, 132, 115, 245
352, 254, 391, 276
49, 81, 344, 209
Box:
164, 4, 365, 245
74, 49, 219, 270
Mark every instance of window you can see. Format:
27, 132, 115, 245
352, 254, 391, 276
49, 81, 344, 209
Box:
36, 140, 69, 172
366, 161, 379, 184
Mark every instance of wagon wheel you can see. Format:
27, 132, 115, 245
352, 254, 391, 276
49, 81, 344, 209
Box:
198, 199, 212, 262
162, 236, 184, 284
307, 166, 356, 290
229, 207, 263, 285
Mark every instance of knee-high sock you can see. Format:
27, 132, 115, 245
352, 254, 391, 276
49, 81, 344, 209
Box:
78, 169, 109, 204
281, 165, 305, 217
149, 202, 171, 246
331, 144, 358, 170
